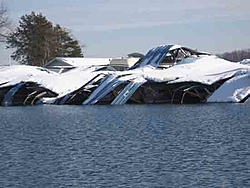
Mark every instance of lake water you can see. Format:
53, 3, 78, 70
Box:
0, 104, 249, 187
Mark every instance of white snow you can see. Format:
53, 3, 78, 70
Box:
0, 65, 106, 96
208, 74, 250, 102
144, 56, 250, 85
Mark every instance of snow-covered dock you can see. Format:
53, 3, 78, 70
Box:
0, 44, 249, 106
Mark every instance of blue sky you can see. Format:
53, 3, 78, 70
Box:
1, 0, 250, 65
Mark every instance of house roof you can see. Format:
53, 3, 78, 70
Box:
44, 57, 140, 68
110, 58, 140, 67
44, 57, 112, 68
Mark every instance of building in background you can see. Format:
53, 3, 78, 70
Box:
44, 57, 140, 73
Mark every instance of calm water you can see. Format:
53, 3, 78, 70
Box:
0, 104, 249, 188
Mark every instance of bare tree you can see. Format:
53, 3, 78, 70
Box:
218, 49, 250, 62
0, 2, 11, 42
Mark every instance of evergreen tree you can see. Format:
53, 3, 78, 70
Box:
53, 24, 83, 58
6, 12, 83, 66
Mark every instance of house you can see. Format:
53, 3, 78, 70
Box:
109, 58, 140, 71
44, 57, 112, 73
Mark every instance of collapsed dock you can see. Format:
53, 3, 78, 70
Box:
0, 44, 249, 106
